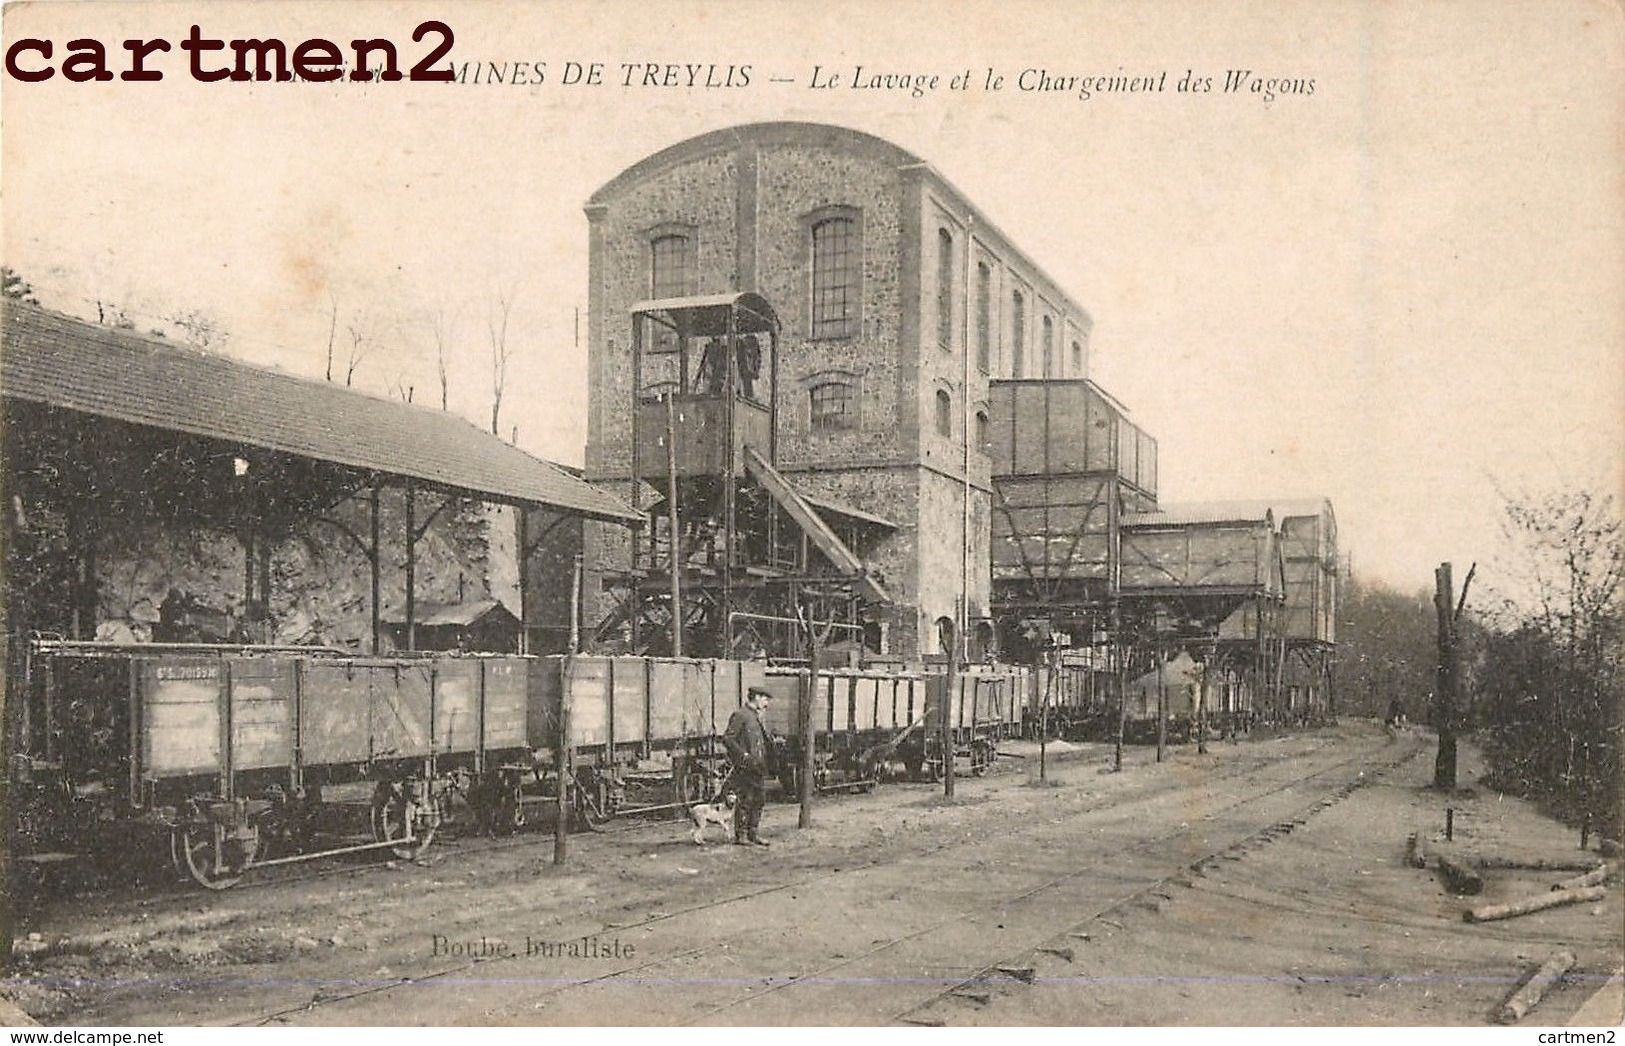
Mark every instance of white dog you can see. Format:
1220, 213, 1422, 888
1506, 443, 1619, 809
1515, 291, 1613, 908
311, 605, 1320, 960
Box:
689, 792, 738, 845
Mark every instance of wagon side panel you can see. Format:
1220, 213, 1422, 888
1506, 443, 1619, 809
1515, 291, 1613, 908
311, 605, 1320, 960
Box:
369, 661, 433, 760
299, 661, 372, 766
227, 656, 294, 771
433, 658, 481, 756
610, 656, 648, 745
648, 660, 687, 741
141, 658, 222, 778
482, 657, 529, 752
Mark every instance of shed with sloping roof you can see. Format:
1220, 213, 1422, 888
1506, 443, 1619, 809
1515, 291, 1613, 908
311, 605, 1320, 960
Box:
2, 299, 636, 652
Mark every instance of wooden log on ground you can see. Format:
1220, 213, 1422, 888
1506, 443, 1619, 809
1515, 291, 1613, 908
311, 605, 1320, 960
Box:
1405, 832, 1428, 869
1465, 885, 1606, 923
1495, 950, 1576, 1024
1552, 864, 1611, 891
1475, 854, 1603, 872
1436, 853, 1484, 895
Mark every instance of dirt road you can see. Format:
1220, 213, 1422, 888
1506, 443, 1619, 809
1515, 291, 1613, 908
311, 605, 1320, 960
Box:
4, 722, 1620, 1026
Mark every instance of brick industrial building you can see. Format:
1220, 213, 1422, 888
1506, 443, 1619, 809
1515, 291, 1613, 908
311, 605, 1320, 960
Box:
579, 122, 1110, 660
573, 120, 1335, 713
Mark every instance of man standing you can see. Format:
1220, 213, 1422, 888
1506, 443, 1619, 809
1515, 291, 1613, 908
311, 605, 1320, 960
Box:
723, 687, 774, 846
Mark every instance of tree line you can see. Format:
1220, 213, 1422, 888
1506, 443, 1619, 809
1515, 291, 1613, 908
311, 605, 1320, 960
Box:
1337, 490, 1622, 842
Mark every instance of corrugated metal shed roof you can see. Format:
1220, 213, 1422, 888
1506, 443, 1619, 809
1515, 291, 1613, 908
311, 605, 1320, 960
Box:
1, 301, 639, 523
1124, 501, 1276, 528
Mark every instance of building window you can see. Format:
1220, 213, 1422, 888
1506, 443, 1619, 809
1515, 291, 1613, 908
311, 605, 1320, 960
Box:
937, 227, 954, 350
810, 381, 856, 431
1011, 290, 1026, 377
1071, 339, 1083, 375
935, 388, 952, 437
975, 409, 989, 454
650, 233, 693, 299
811, 214, 859, 339
975, 262, 991, 372
1042, 315, 1054, 376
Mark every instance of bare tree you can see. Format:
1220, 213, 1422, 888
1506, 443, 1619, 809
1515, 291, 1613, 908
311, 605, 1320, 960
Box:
1479, 488, 1624, 840
488, 289, 515, 435
426, 304, 459, 410
344, 318, 374, 387
324, 292, 339, 382
169, 308, 229, 350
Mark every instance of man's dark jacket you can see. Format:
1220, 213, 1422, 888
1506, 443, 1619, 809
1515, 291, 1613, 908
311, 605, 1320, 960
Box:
723, 705, 772, 776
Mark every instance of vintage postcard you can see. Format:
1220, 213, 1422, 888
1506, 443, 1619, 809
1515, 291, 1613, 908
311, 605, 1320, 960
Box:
2, 0, 1621, 1031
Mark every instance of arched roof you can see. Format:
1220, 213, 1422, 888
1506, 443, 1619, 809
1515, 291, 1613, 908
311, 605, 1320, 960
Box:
588, 122, 922, 205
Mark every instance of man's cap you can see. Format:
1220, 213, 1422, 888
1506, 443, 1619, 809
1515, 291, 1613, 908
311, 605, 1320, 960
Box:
747, 686, 773, 700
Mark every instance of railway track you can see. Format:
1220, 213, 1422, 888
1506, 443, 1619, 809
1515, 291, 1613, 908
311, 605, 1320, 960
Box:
200, 730, 1423, 1027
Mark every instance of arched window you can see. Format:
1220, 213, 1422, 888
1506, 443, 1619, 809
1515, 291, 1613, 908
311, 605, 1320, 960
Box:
936, 227, 954, 350
975, 262, 991, 372
975, 409, 989, 454
810, 380, 856, 431
650, 233, 692, 299
935, 389, 952, 437
1042, 315, 1054, 376
1071, 339, 1083, 375
1011, 290, 1026, 377
811, 213, 859, 339
649, 232, 693, 354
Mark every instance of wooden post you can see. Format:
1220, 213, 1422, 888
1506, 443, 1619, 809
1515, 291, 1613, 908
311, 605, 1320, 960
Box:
1197, 649, 1209, 755
568, 553, 583, 655
1039, 650, 1053, 783
1155, 647, 1166, 763
1434, 563, 1458, 790
799, 611, 816, 828
664, 391, 684, 657
405, 484, 417, 652
943, 620, 957, 798
553, 655, 573, 865
369, 480, 381, 655
1113, 610, 1126, 773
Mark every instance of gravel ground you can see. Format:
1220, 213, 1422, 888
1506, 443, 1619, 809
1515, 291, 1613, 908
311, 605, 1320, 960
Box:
2, 721, 1619, 1026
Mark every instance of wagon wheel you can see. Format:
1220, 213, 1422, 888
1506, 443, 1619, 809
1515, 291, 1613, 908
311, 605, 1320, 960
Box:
171, 824, 257, 891
371, 783, 437, 860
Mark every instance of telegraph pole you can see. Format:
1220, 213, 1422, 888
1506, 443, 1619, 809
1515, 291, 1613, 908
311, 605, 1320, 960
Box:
1433, 561, 1474, 790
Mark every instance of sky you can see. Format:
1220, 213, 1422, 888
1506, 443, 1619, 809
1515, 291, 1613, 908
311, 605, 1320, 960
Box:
3, 0, 1621, 595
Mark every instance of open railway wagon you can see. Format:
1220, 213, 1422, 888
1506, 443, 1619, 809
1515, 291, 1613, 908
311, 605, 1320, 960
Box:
523, 654, 766, 825
756, 667, 925, 793
8, 640, 539, 890
902, 665, 1029, 781
8, 641, 772, 889
1024, 661, 1117, 741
